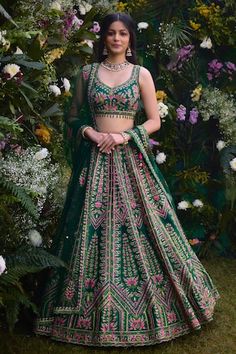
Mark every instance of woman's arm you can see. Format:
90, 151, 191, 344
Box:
139, 66, 161, 134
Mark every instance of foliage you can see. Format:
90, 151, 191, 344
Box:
0, 245, 67, 333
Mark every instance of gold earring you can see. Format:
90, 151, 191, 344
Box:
103, 46, 108, 55
126, 46, 132, 56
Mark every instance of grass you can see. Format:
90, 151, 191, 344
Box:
1, 255, 236, 354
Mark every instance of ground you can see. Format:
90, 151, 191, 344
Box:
1, 255, 236, 354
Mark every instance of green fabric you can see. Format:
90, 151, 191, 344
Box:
34, 62, 220, 347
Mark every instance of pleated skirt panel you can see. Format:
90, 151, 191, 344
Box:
34, 142, 220, 346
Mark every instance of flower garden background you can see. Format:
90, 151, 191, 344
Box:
0, 0, 236, 341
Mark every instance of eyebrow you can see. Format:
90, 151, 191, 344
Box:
108, 28, 128, 32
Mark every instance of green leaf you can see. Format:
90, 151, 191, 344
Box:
15, 59, 45, 70
18, 88, 34, 110
42, 103, 61, 117
0, 176, 39, 219
21, 81, 38, 93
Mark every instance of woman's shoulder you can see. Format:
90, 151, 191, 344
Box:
137, 65, 153, 83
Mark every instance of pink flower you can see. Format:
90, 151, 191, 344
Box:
153, 195, 159, 201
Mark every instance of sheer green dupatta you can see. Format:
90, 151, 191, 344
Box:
50, 65, 94, 254
63, 64, 93, 171
125, 124, 177, 212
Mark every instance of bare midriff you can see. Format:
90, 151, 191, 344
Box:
94, 115, 134, 133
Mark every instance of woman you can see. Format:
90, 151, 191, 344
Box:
34, 13, 220, 346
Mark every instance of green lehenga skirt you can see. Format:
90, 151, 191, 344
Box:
34, 136, 220, 346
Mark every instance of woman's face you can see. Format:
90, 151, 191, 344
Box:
104, 21, 130, 56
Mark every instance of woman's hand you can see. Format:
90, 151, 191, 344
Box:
84, 128, 126, 153
97, 133, 125, 153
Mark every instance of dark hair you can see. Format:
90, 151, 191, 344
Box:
95, 13, 137, 64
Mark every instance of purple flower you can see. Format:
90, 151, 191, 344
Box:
208, 59, 223, 71
90, 21, 100, 33
72, 16, 84, 28
176, 104, 186, 121
149, 138, 159, 148
0, 140, 6, 150
225, 61, 236, 71
167, 45, 195, 72
207, 59, 224, 80
189, 108, 199, 124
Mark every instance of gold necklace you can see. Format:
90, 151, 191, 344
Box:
101, 59, 130, 72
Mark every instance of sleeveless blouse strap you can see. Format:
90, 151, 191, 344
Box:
133, 64, 141, 84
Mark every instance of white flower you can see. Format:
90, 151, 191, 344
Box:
0, 256, 6, 275
229, 157, 236, 171
200, 37, 213, 49
49, 84, 61, 96
62, 77, 70, 92
137, 22, 149, 32
82, 39, 94, 48
156, 152, 166, 164
158, 102, 169, 118
0, 30, 7, 45
50, 1, 62, 11
177, 200, 190, 210
78, 1, 92, 15
193, 199, 204, 208
216, 140, 226, 151
2, 63, 20, 78
34, 148, 49, 160
14, 47, 23, 55
28, 229, 42, 247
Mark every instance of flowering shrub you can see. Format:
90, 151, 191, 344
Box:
0, 145, 62, 253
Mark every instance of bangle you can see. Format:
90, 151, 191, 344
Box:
81, 125, 92, 139
120, 132, 129, 144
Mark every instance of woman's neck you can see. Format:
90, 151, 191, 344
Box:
105, 54, 127, 64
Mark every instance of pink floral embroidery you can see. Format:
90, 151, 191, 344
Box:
152, 274, 164, 283
65, 280, 75, 300
95, 201, 102, 208
54, 317, 66, 325
129, 318, 146, 330
82, 69, 89, 81
85, 278, 96, 289
125, 277, 138, 286
77, 317, 91, 329
130, 334, 146, 342
153, 195, 160, 201
167, 311, 177, 323
101, 322, 116, 332
138, 152, 143, 159
131, 201, 136, 208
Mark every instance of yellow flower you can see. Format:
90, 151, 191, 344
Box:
189, 20, 201, 31
156, 90, 167, 102
198, 6, 211, 18
45, 48, 66, 64
63, 91, 72, 97
116, 2, 128, 12
191, 85, 202, 102
35, 124, 52, 144
189, 238, 200, 246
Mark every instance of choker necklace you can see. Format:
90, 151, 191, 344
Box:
101, 59, 130, 71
